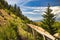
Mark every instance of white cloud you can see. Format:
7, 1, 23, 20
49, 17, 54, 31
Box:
5, 0, 19, 5
22, 6, 60, 15
50, 6, 60, 14
27, 16, 43, 21
22, 12, 37, 14
21, 6, 60, 21
5, 0, 32, 6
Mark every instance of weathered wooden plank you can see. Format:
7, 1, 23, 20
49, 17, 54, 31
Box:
27, 24, 55, 40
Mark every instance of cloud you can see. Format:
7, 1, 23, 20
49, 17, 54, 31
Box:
21, 6, 60, 21
50, 6, 60, 14
5, 0, 19, 5
22, 12, 37, 14
5, 0, 32, 6
27, 16, 43, 21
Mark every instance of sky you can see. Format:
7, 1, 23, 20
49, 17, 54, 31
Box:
5, 0, 60, 21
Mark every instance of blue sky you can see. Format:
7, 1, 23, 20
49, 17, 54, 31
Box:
5, 0, 60, 21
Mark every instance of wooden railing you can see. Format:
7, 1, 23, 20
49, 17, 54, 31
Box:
27, 24, 56, 40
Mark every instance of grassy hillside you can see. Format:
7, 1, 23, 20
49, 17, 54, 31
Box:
0, 9, 35, 40
0, 0, 36, 40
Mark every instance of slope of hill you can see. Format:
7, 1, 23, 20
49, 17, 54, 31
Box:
0, 0, 36, 40
0, 9, 35, 40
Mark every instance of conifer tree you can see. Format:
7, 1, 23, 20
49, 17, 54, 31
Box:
42, 4, 56, 35
14, 4, 17, 11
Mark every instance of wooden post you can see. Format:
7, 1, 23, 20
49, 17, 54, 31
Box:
43, 35, 45, 40
27, 24, 56, 40
32, 29, 36, 40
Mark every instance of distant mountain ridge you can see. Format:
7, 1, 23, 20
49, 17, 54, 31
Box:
33, 20, 41, 22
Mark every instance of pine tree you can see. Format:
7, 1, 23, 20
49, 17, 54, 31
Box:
42, 4, 56, 35
14, 4, 17, 11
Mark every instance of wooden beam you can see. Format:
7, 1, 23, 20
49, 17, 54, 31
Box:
27, 24, 56, 40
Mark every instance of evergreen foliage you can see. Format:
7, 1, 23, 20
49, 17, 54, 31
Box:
41, 4, 56, 35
